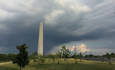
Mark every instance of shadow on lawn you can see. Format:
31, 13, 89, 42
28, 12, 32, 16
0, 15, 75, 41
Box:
0, 66, 18, 70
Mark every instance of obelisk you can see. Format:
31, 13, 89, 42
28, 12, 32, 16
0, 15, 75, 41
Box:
38, 22, 43, 56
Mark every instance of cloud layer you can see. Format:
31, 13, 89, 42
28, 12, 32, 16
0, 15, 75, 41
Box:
0, 0, 115, 55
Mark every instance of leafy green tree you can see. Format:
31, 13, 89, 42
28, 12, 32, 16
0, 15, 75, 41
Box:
56, 51, 62, 58
78, 53, 83, 62
60, 46, 71, 58
73, 53, 78, 64
13, 44, 29, 70
105, 53, 112, 64
8, 54, 16, 61
56, 46, 71, 63
111, 53, 115, 58
0, 54, 16, 62
0, 54, 8, 62
56, 52, 62, 64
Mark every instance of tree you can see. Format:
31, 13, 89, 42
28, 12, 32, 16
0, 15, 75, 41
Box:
78, 53, 83, 62
105, 53, 112, 64
8, 54, 16, 61
111, 53, 115, 58
56, 51, 62, 64
56, 46, 71, 63
13, 44, 29, 70
72, 53, 78, 64
60, 46, 71, 58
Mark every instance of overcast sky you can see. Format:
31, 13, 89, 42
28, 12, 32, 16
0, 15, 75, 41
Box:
0, 0, 115, 55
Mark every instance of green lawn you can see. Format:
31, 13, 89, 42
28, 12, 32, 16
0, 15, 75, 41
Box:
0, 59, 115, 70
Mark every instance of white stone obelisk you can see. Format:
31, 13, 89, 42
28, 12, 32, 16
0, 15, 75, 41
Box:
38, 22, 43, 56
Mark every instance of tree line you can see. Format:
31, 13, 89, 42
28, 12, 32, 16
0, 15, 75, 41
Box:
0, 44, 115, 70
0, 54, 16, 62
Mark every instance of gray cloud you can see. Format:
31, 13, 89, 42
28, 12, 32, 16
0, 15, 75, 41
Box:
0, 0, 115, 54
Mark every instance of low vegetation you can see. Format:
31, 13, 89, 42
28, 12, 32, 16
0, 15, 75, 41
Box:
0, 44, 115, 70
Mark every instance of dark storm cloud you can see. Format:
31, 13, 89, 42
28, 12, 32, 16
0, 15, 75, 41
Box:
0, 0, 115, 54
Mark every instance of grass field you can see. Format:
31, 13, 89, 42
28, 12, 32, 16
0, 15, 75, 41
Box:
0, 59, 115, 70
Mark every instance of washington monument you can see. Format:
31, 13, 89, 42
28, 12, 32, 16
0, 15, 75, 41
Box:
38, 22, 43, 56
